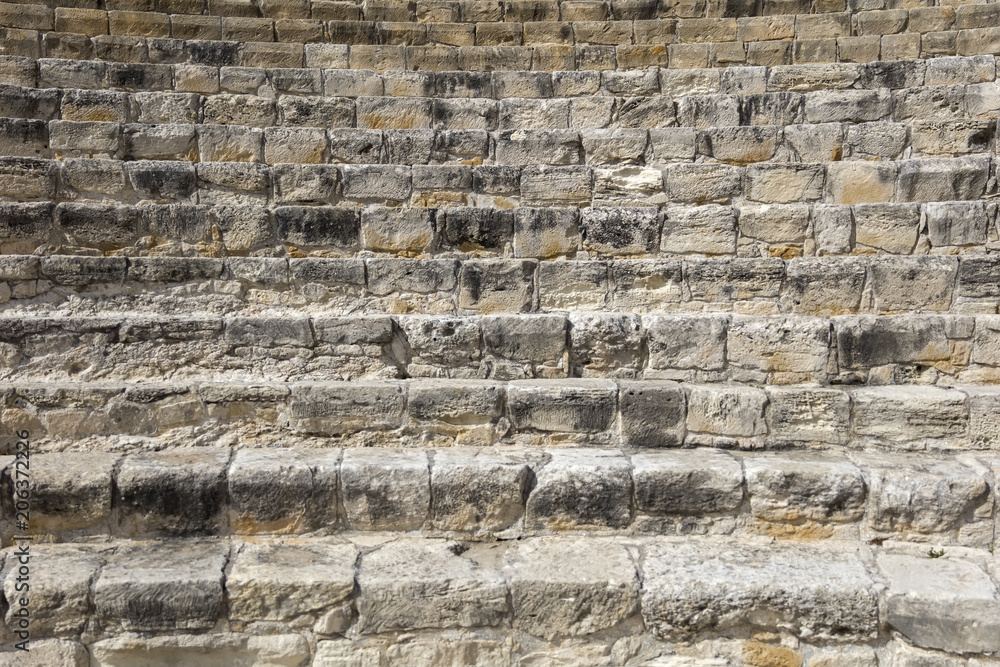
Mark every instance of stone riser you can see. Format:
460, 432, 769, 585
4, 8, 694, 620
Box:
3, 446, 996, 546
2, 536, 999, 662
3, 54, 997, 100
4, 378, 1000, 451
0, 313, 998, 384
9, 0, 996, 30
3, 25, 1000, 70
3, 254, 998, 317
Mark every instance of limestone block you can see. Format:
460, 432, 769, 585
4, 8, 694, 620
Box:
482, 314, 566, 367
49, 120, 119, 158
805, 89, 891, 123
526, 449, 632, 530
61, 90, 130, 124
125, 123, 197, 160
783, 258, 865, 316
225, 316, 313, 347
611, 259, 683, 310
665, 164, 742, 204
686, 384, 767, 437
618, 380, 686, 448
925, 201, 990, 247
766, 386, 850, 444
785, 123, 842, 163
539, 261, 608, 310
661, 205, 738, 255
879, 554, 1000, 654
811, 204, 853, 255
568, 313, 643, 376
968, 388, 1000, 449
700, 126, 779, 165
648, 128, 698, 162
18, 452, 118, 534
366, 258, 456, 296
594, 166, 666, 205
408, 380, 500, 426
506, 538, 639, 639
894, 85, 966, 122
272, 163, 339, 205
280, 96, 355, 129
521, 165, 593, 206
430, 448, 530, 534
676, 94, 740, 129
275, 206, 360, 248
328, 129, 384, 164
314, 640, 382, 667
399, 317, 482, 373
125, 160, 196, 201
747, 163, 825, 204
356, 96, 432, 129
90, 634, 310, 667
0, 639, 87, 667
853, 203, 919, 253
645, 315, 727, 371
3, 544, 107, 637
94, 541, 228, 632
356, 539, 508, 632
361, 206, 434, 253
971, 316, 1000, 366
860, 454, 990, 538
852, 387, 967, 441
263, 127, 328, 165
228, 448, 339, 535
727, 316, 830, 376
341, 449, 429, 530
495, 129, 582, 167
897, 156, 991, 203
508, 379, 617, 433
580, 207, 660, 255
440, 207, 514, 251
197, 125, 263, 162
617, 97, 677, 129
514, 207, 582, 258
958, 257, 1000, 299
341, 165, 411, 201
116, 448, 229, 537
745, 452, 864, 523
459, 259, 535, 313
642, 540, 878, 639
289, 382, 405, 434
582, 128, 648, 165
633, 449, 743, 515
826, 162, 898, 206
40, 255, 128, 286
385, 639, 509, 666
228, 542, 357, 622
686, 258, 784, 302
498, 98, 569, 129
869, 256, 958, 313
836, 316, 951, 369
0, 157, 56, 200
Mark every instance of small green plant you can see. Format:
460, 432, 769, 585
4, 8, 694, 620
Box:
927, 548, 945, 559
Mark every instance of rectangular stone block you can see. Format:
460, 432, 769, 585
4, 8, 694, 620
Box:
289, 382, 405, 434
766, 386, 850, 445
508, 379, 617, 433
341, 449, 429, 531
431, 449, 529, 536
526, 449, 632, 530
686, 384, 767, 438
618, 380, 686, 448
852, 387, 968, 442
633, 449, 743, 515
645, 315, 727, 371
745, 452, 864, 524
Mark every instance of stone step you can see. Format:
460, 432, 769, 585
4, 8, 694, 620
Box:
2, 536, 999, 663
2, 254, 999, 316
6, 377, 1000, 449
2, 2, 998, 54
0, 313, 998, 384
2, 444, 997, 545
2, 54, 997, 100
2, 23, 1000, 71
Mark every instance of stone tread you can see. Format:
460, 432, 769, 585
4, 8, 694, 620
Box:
3, 378, 1000, 451
1, 254, 999, 316
1, 444, 997, 546
2, 26, 1000, 70
1, 311, 1000, 384
1, 535, 999, 657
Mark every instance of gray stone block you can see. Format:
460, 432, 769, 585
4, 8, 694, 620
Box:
526, 449, 632, 530
341, 449, 430, 531
508, 379, 617, 433
633, 449, 743, 515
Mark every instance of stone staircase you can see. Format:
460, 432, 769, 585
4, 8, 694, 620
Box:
0, 0, 999, 665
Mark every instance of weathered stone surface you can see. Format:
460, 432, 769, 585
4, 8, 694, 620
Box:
431, 449, 530, 535
687, 385, 767, 437
526, 449, 632, 530
506, 538, 639, 639
633, 449, 743, 515
290, 383, 405, 434
645, 315, 727, 371
228, 448, 339, 535
745, 453, 864, 523
356, 540, 508, 633
0, 639, 87, 667
618, 380, 686, 448
727, 315, 830, 377
228, 542, 357, 622
17, 452, 118, 534
661, 205, 738, 255
766, 386, 850, 444
642, 539, 878, 639
90, 634, 310, 667
116, 448, 229, 537
508, 380, 617, 433
852, 387, 967, 442
341, 449, 430, 531
94, 541, 227, 632
880, 554, 1000, 654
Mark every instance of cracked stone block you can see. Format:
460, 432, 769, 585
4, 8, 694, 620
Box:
228, 542, 358, 622
94, 541, 228, 632
506, 538, 639, 639
341, 449, 430, 531
526, 449, 632, 530
356, 540, 508, 633
633, 449, 743, 515
642, 539, 878, 640
430, 448, 530, 535
116, 448, 229, 537
745, 452, 865, 524
880, 554, 1000, 654
228, 449, 340, 535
